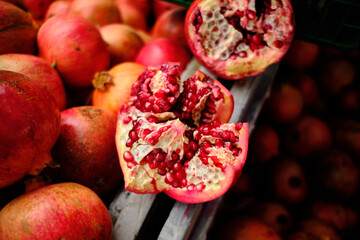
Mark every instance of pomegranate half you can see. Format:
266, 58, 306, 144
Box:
115, 63, 248, 203
185, 0, 295, 80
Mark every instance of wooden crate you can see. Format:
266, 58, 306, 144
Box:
109, 59, 279, 240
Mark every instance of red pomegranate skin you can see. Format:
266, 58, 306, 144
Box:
0, 53, 67, 110
135, 38, 192, 72
0, 182, 113, 240
0, 1, 37, 55
52, 106, 123, 195
37, 14, 110, 88
44, 0, 71, 20
0, 70, 61, 189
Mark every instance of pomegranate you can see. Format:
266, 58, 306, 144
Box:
252, 201, 293, 235
0, 53, 67, 110
221, 216, 282, 240
268, 157, 307, 205
0, 70, 61, 189
44, 0, 71, 20
151, 8, 188, 47
19, 0, 54, 19
115, 0, 150, 17
333, 119, 360, 157
51, 106, 123, 195
135, 38, 192, 72
290, 73, 319, 106
309, 201, 358, 231
92, 62, 146, 113
37, 14, 110, 88
285, 39, 320, 70
99, 24, 145, 66
69, 0, 121, 27
318, 57, 356, 95
315, 149, 359, 200
185, 0, 295, 80
117, 3, 148, 31
264, 83, 303, 123
115, 63, 247, 203
285, 116, 332, 157
152, 0, 184, 19
226, 172, 255, 210
248, 125, 279, 163
0, 182, 113, 240
0, 1, 37, 55
136, 29, 154, 44
289, 219, 341, 240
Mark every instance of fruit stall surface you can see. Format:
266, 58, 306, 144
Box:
0, 0, 359, 240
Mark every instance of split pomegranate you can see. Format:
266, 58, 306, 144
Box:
0, 70, 61, 189
115, 63, 247, 203
185, 0, 295, 80
0, 182, 113, 240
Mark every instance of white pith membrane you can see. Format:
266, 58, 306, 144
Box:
115, 65, 248, 198
186, 0, 294, 79
116, 107, 245, 193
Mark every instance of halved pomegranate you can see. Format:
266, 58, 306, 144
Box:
185, 0, 295, 80
115, 63, 248, 203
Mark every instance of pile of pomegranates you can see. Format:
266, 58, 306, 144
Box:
0, 0, 359, 239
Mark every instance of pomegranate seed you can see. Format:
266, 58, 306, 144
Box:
160, 162, 166, 169
201, 157, 209, 165
165, 172, 175, 183
181, 179, 187, 187
187, 184, 195, 191
211, 131, 220, 137
199, 151, 207, 158
129, 130, 138, 141
232, 148, 239, 156
190, 141, 198, 151
195, 183, 206, 191
247, 10, 256, 19
126, 139, 133, 147
142, 128, 152, 136
239, 51, 247, 58
171, 152, 179, 161
158, 168, 166, 175
175, 171, 186, 180
252, 34, 262, 44
168, 96, 176, 105
153, 104, 161, 113
201, 141, 211, 150
160, 126, 170, 132
167, 160, 175, 170
222, 131, 230, 141
155, 152, 165, 162
206, 107, 217, 114
206, 101, 216, 109
229, 131, 236, 142
123, 151, 134, 162
172, 180, 180, 188
185, 151, 194, 159
147, 117, 158, 123
201, 126, 210, 135
149, 161, 160, 169
273, 40, 284, 48
215, 139, 224, 148
235, 123, 243, 130
173, 163, 182, 171
127, 162, 136, 168
123, 116, 132, 124
234, 9, 244, 17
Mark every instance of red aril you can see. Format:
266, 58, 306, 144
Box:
37, 14, 110, 88
69, 0, 121, 27
115, 63, 246, 203
185, 0, 295, 80
135, 38, 192, 72
0, 1, 37, 55
0, 70, 61, 189
151, 8, 188, 47
0, 182, 113, 240
0, 53, 67, 110
52, 106, 123, 196
99, 24, 145, 66
92, 62, 146, 113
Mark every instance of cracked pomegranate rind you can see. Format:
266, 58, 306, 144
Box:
115, 63, 248, 203
185, 0, 295, 80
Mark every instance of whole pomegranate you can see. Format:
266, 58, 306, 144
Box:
151, 8, 188, 47
264, 83, 303, 123
285, 116, 332, 157
92, 62, 146, 113
99, 24, 145, 66
115, 63, 246, 203
221, 216, 282, 240
44, 0, 71, 20
0, 70, 61, 189
69, 0, 122, 27
37, 14, 110, 88
115, 0, 150, 17
135, 38, 192, 72
290, 73, 318, 106
0, 182, 113, 240
269, 157, 308, 205
52, 106, 123, 195
284, 39, 320, 70
288, 219, 341, 240
185, 0, 295, 80
333, 119, 360, 157
248, 125, 279, 163
0, 1, 37, 55
117, 3, 148, 31
152, 0, 184, 19
0, 53, 67, 110
18, 0, 54, 19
